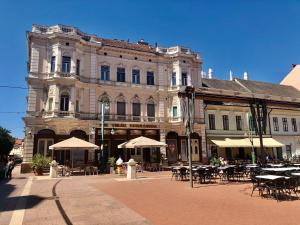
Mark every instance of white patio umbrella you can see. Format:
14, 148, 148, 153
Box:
118, 136, 167, 149
118, 136, 167, 162
49, 137, 99, 168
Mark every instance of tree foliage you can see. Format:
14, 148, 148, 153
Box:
0, 127, 15, 157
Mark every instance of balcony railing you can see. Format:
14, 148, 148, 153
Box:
26, 111, 205, 124
27, 72, 202, 91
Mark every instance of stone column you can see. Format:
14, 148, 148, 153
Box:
56, 46, 62, 73
21, 128, 35, 173
27, 85, 37, 113
89, 88, 96, 114
160, 129, 167, 156
200, 128, 207, 163
69, 86, 76, 113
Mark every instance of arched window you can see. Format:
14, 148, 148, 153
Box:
132, 97, 141, 121
60, 92, 69, 111
147, 99, 155, 122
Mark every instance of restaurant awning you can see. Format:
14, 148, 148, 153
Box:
210, 137, 284, 148
118, 136, 167, 149
49, 137, 99, 150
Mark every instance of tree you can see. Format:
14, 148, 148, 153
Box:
0, 127, 15, 161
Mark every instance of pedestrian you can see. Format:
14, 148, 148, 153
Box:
5, 158, 15, 179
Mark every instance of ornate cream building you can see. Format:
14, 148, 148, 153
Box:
22, 24, 206, 171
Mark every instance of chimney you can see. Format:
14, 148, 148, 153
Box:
201, 70, 206, 78
229, 70, 233, 81
243, 71, 248, 80
208, 68, 213, 79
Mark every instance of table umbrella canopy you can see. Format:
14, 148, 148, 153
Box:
49, 137, 99, 150
118, 136, 167, 149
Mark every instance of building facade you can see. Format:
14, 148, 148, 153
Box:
201, 77, 300, 161
22, 24, 206, 171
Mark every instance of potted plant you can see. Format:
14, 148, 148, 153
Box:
31, 153, 51, 175
107, 157, 116, 174
209, 156, 221, 166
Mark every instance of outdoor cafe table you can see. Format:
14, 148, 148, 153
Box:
267, 164, 284, 168
246, 164, 259, 168
218, 165, 235, 170
256, 175, 286, 180
291, 172, 300, 176
261, 167, 300, 172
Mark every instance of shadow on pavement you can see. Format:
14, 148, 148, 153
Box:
0, 195, 46, 212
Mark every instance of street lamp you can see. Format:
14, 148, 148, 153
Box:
100, 101, 110, 172
178, 86, 195, 188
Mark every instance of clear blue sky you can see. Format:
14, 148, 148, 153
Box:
1, 0, 300, 138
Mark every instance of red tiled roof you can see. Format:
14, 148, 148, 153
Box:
96, 37, 157, 53
15, 139, 23, 145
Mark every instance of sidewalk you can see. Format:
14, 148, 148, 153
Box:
0, 167, 151, 225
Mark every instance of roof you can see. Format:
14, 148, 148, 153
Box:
49, 137, 99, 150
96, 37, 156, 53
15, 139, 23, 145
202, 78, 248, 92
202, 78, 300, 99
236, 78, 300, 98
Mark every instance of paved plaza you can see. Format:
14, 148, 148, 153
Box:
1, 167, 300, 225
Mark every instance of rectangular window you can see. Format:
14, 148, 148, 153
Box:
181, 73, 187, 86
172, 72, 176, 86
132, 69, 140, 84
147, 71, 154, 85
38, 140, 45, 155
132, 103, 140, 121
117, 68, 126, 82
60, 95, 69, 111
282, 118, 288, 132
292, 118, 297, 132
172, 106, 178, 118
101, 65, 110, 81
286, 145, 292, 159
76, 59, 80, 75
147, 103, 155, 121
61, 56, 71, 73
117, 102, 126, 115
48, 98, 53, 111
222, 115, 229, 130
37, 139, 53, 156
273, 117, 279, 131
236, 115, 242, 131
50, 56, 56, 73
75, 100, 79, 113
208, 114, 215, 130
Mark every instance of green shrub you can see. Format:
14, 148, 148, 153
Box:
108, 157, 116, 167
210, 156, 221, 166
31, 153, 51, 170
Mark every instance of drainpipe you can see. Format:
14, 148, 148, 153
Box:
203, 103, 209, 162
267, 108, 273, 136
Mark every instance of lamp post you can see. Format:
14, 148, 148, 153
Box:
179, 86, 195, 188
100, 101, 110, 172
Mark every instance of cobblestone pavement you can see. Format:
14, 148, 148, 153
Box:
0, 168, 151, 225
94, 172, 300, 225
